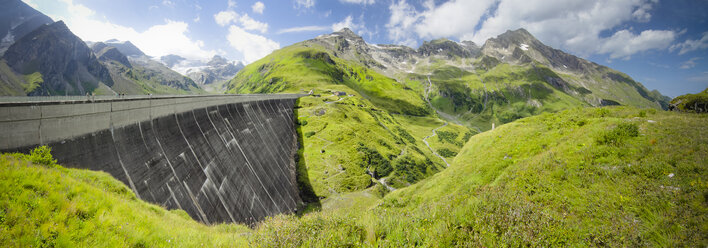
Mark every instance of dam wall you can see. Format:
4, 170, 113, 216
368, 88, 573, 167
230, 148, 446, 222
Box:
0, 94, 305, 225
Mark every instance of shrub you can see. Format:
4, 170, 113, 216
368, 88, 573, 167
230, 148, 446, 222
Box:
437, 131, 460, 145
437, 148, 458, 158
357, 143, 392, 178
24, 146, 58, 167
304, 131, 316, 138
596, 123, 639, 145
395, 127, 415, 143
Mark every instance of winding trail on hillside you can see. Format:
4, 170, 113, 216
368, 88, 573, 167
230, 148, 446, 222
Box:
423, 122, 450, 167
325, 95, 349, 104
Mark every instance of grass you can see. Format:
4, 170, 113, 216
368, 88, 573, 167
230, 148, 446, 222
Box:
0, 60, 27, 96
1, 106, 706, 247
226, 45, 428, 116
670, 87, 708, 112
0, 154, 250, 247
294, 92, 466, 198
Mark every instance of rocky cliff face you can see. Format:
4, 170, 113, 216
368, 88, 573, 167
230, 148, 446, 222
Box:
92, 44, 131, 67
0, 0, 53, 55
3, 21, 112, 95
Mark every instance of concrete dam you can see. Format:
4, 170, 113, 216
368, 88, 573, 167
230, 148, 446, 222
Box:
0, 94, 305, 225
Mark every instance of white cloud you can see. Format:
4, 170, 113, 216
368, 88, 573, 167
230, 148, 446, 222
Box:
599, 29, 676, 59
277, 25, 329, 34
239, 13, 268, 33
340, 0, 375, 5
331, 15, 372, 38
671, 32, 708, 55
35, 0, 214, 60
680, 57, 701, 69
162, 0, 174, 6
332, 15, 354, 32
193, 15, 200, 22
252, 1, 265, 14
294, 0, 315, 9
632, 0, 656, 22
214, 10, 238, 26
228, 0, 237, 8
386, 0, 671, 58
415, 0, 495, 39
386, 0, 421, 47
227, 25, 279, 63
214, 11, 268, 33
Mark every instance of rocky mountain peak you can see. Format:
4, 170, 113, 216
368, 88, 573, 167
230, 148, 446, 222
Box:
333, 28, 362, 40
207, 55, 228, 67
418, 38, 478, 58
104, 40, 145, 57
96, 46, 131, 68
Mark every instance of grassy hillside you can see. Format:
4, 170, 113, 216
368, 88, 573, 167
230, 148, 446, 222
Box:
104, 60, 205, 95
227, 45, 428, 116
404, 62, 589, 131
2, 106, 705, 247
0, 60, 32, 96
0, 151, 249, 247
670, 87, 708, 113
228, 44, 470, 198
295, 90, 470, 200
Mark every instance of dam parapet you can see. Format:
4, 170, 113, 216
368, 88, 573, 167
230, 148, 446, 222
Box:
0, 94, 305, 225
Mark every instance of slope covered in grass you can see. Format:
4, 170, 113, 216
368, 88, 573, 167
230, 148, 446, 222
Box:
254, 106, 707, 247
0, 154, 250, 247
381, 106, 707, 246
227, 45, 428, 116
670, 87, 708, 113
295, 91, 470, 200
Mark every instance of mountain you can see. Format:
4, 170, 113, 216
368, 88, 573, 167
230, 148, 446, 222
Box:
156, 54, 243, 93
0, 1, 202, 96
1, 21, 113, 95
185, 55, 244, 92
228, 28, 670, 130
89, 42, 203, 95
0, 0, 53, 55
223, 28, 672, 200
101, 39, 145, 57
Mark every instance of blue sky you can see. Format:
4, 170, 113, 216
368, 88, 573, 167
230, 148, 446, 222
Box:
23, 0, 708, 97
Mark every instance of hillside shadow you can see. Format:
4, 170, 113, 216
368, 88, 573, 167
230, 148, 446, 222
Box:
293, 98, 321, 216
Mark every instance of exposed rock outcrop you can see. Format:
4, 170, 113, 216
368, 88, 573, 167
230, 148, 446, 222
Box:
3, 21, 113, 95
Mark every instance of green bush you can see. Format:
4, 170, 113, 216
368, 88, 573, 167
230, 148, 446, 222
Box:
437, 148, 457, 158
356, 143, 392, 178
304, 131, 316, 138
437, 131, 460, 145
395, 127, 415, 143
17, 146, 58, 167
596, 123, 639, 145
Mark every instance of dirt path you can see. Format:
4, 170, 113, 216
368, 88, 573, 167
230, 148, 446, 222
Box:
423, 122, 450, 167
